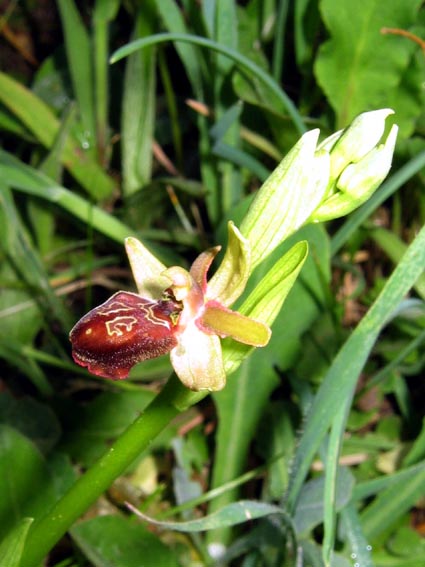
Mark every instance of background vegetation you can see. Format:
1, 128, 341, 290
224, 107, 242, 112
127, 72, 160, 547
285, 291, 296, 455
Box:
1, 0, 425, 565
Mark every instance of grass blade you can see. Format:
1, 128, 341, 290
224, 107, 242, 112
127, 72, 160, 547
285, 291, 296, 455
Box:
121, 5, 157, 195
287, 221, 425, 511
57, 0, 96, 157
0, 71, 114, 200
110, 32, 306, 135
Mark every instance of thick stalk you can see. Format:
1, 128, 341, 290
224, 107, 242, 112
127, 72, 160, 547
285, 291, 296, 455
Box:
21, 374, 205, 567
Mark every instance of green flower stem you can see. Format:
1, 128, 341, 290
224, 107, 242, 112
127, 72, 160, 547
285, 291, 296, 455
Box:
22, 374, 206, 567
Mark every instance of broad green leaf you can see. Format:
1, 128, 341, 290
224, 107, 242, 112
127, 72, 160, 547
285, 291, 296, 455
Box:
0, 426, 56, 540
0, 72, 114, 200
71, 515, 179, 567
0, 517, 33, 567
315, 0, 424, 134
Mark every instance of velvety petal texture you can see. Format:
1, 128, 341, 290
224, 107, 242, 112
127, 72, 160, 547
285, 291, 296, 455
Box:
70, 291, 181, 379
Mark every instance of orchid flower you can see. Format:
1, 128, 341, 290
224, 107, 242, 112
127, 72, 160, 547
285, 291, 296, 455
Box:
70, 223, 271, 391
70, 108, 398, 391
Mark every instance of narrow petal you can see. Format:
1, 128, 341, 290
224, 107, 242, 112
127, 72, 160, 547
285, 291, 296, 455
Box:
190, 246, 221, 292
125, 237, 170, 298
200, 301, 271, 347
171, 323, 226, 391
207, 222, 251, 306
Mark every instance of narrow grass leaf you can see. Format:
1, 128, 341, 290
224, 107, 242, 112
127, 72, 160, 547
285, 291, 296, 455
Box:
57, 0, 96, 154
360, 460, 425, 541
0, 185, 72, 330
122, 6, 157, 195
93, 0, 120, 164
340, 504, 375, 567
370, 227, 425, 299
110, 33, 305, 135
0, 71, 114, 200
353, 461, 425, 501
287, 221, 425, 511
214, 0, 238, 95
128, 500, 290, 532
323, 398, 353, 565
0, 517, 33, 567
154, 0, 204, 96
0, 151, 133, 244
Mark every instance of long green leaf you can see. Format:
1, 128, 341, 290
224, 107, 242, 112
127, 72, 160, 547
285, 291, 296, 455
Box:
287, 221, 425, 511
360, 459, 425, 541
57, 0, 96, 154
0, 518, 33, 567
93, 0, 120, 164
0, 71, 114, 200
128, 500, 291, 532
121, 4, 157, 195
154, 0, 204, 97
110, 32, 306, 135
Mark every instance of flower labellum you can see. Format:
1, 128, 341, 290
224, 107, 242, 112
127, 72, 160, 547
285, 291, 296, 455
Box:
70, 231, 271, 391
70, 291, 182, 379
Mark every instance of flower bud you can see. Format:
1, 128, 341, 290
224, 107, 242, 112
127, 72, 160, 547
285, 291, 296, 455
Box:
311, 122, 398, 222
322, 108, 395, 182
240, 129, 330, 269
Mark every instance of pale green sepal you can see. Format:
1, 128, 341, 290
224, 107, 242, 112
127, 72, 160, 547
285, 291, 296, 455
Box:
222, 240, 309, 375
240, 130, 329, 270
125, 237, 170, 298
171, 323, 226, 391
207, 222, 251, 306
201, 303, 271, 347
326, 109, 394, 181
311, 124, 398, 222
